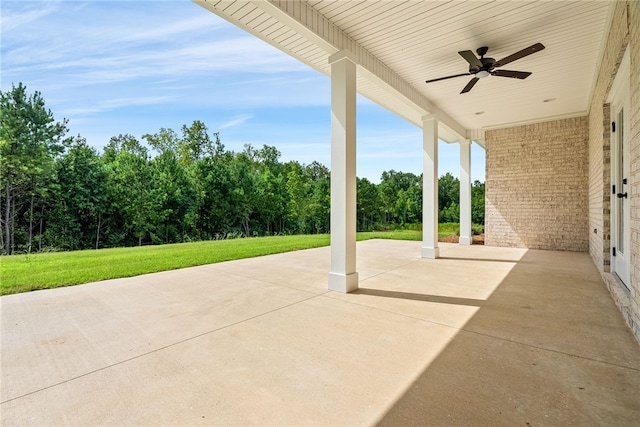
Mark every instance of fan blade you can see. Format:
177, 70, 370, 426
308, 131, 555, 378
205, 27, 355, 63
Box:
458, 50, 482, 68
460, 77, 479, 94
495, 43, 545, 67
492, 69, 532, 79
425, 73, 471, 84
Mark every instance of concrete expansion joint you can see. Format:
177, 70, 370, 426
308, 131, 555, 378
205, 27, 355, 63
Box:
357, 259, 422, 284
211, 268, 322, 297
462, 328, 640, 373
278, 291, 640, 375
321, 291, 457, 329
1, 291, 327, 406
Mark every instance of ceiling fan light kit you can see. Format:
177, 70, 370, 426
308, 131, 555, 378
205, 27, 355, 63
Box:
425, 43, 545, 94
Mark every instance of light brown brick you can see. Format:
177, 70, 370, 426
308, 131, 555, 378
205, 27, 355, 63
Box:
485, 117, 589, 252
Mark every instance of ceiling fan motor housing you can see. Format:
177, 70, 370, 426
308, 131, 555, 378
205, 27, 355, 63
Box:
470, 56, 496, 75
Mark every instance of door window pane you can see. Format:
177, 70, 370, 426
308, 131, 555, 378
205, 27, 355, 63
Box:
617, 108, 624, 253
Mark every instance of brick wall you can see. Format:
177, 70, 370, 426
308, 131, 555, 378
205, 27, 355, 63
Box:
587, 0, 639, 342
588, 1, 630, 275
630, 0, 640, 343
484, 1, 639, 343
625, 0, 639, 341
485, 117, 588, 252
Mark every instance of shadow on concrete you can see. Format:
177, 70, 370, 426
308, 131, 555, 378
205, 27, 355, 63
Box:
355, 288, 485, 307
376, 249, 640, 426
438, 256, 521, 263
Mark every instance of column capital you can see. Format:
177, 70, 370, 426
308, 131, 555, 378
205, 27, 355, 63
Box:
466, 128, 485, 141
328, 50, 358, 65
458, 139, 471, 146
421, 113, 438, 124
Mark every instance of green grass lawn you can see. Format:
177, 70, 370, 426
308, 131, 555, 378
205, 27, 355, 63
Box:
0, 228, 456, 296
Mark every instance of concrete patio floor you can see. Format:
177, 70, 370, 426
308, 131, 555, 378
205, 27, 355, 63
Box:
1, 240, 639, 426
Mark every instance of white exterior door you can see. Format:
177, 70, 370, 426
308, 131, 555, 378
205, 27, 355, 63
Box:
609, 49, 630, 288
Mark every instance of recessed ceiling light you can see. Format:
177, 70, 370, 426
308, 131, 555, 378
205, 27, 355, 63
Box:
475, 111, 485, 115
543, 98, 556, 103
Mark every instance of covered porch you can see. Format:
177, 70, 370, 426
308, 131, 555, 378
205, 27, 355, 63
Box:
2, 240, 639, 425
192, 0, 640, 342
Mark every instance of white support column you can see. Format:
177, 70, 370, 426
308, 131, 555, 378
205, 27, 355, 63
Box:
422, 115, 439, 259
459, 140, 472, 245
328, 51, 358, 293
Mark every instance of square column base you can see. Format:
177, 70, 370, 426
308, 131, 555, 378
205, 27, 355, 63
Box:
421, 247, 440, 259
459, 236, 472, 245
328, 272, 359, 293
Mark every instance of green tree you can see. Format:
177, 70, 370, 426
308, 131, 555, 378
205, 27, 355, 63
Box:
192, 152, 235, 239
180, 120, 220, 163
378, 170, 421, 225
285, 162, 312, 234
471, 180, 485, 225
0, 83, 67, 254
149, 150, 196, 243
306, 161, 330, 234
439, 201, 459, 223
230, 150, 259, 236
357, 177, 380, 230
47, 136, 108, 250
252, 145, 288, 234
103, 134, 159, 246
143, 127, 180, 157
234, 144, 289, 236
144, 128, 197, 243
438, 172, 459, 212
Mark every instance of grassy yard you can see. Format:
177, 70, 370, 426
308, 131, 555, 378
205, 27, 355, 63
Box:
0, 228, 454, 296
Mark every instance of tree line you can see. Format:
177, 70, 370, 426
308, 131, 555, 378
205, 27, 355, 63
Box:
1, 83, 484, 255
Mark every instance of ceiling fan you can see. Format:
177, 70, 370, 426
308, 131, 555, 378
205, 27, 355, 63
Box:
425, 43, 545, 94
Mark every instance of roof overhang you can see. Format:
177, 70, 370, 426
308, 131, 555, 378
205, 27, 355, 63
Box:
195, 0, 613, 147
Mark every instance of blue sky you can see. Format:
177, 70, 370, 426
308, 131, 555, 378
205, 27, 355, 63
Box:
1, 0, 485, 183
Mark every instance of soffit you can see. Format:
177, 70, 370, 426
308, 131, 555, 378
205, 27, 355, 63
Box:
196, 0, 612, 141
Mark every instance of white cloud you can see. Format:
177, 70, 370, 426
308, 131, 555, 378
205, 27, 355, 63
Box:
356, 129, 421, 156
0, 1, 60, 32
1, 0, 329, 122
219, 114, 253, 129
113, 13, 221, 44
4, 4, 319, 98
58, 95, 176, 116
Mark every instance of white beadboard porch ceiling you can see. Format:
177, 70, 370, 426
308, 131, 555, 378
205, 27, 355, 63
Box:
195, 0, 612, 143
